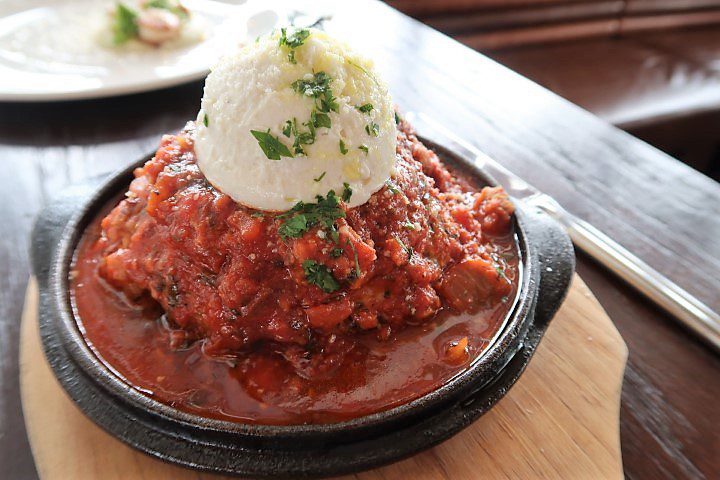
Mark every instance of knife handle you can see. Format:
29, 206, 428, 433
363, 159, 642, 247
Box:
526, 193, 720, 352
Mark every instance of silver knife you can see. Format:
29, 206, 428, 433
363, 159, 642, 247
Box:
407, 111, 720, 352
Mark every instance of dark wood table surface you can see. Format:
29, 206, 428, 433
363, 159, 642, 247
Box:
1, 2, 719, 479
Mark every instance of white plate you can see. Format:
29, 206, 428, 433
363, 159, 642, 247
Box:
0, 0, 288, 101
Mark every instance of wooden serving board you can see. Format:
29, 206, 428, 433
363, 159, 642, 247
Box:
20, 274, 627, 480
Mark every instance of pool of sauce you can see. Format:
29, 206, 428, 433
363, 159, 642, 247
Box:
71, 210, 519, 425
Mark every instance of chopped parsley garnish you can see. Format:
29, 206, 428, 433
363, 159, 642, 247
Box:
385, 179, 400, 194
293, 123, 315, 155
250, 212, 265, 218
395, 236, 414, 260
282, 110, 331, 156
250, 129, 293, 160
279, 215, 308, 238
279, 27, 310, 49
278, 189, 346, 241
112, 3, 139, 45
282, 118, 315, 155
291, 72, 338, 113
279, 27, 310, 63
314, 171, 326, 182
311, 110, 331, 129
339, 139, 348, 155
394, 111, 401, 125
292, 72, 330, 97
356, 103, 373, 113
403, 220, 417, 230
302, 260, 339, 293
342, 182, 353, 202
358, 145, 369, 155
346, 240, 361, 279
365, 122, 379, 137
203, 114, 209, 127
330, 247, 344, 258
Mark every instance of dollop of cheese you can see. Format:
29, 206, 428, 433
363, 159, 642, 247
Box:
194, 28, 397, 211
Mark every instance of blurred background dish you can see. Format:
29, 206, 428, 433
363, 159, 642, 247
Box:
0, 0, 284, 101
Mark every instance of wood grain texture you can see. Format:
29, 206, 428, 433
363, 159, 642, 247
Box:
385, 0, 602, 18
455, 19, 621, 50
20, 276, 627, 480
424, 1, 625, 34
1, 1, 719, 478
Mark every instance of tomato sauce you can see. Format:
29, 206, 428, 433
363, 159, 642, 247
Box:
70, 120, 520, 424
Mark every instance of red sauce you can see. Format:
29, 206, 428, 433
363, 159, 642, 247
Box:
70, 120, 519, 424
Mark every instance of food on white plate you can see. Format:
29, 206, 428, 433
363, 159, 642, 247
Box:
108, 0, 194, 47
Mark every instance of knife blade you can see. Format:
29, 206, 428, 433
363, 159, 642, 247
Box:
406, 111, 720, 353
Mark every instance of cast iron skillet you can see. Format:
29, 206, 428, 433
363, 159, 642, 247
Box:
30, 137, 574, 478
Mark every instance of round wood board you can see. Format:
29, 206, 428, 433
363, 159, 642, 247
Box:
20, 274, 627, 479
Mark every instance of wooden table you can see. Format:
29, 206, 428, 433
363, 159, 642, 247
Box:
1, 2, 718, 478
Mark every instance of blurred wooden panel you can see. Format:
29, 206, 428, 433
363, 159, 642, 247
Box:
456, 19, 620, 50
388, 0, 720, 48
426, 1, 623, 33
385, 0, 605, 17
627, 0, 720, 13
621, 10, 720, 32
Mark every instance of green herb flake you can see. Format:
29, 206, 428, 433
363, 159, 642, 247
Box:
394, 111, 401, 125
281, 117, 318, 156
250, 212, 265, 218
294, 125, 315, 154
365, 122, 379, 137
112, 3, 139, 45
279, 214, 308, 238
385, 179, 400, 194
279, 117, 316, 156
339, 139, 348, 155
358, 145, 369, 155
302, 260, 339, 293
341, 182, 352, 202
278, 190, 346, 240
314, 171, 326, 182
330, 247, 344, 258
346, 240, 361, 279
403, 220, 416, 230
356, 103, 374, 113
250, 129, 293, 160
203, 114, 209, 127
279, 27, 310, 63
311, 110, 331, 129
395, 236, 414, 260
291, 72, 338, 113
